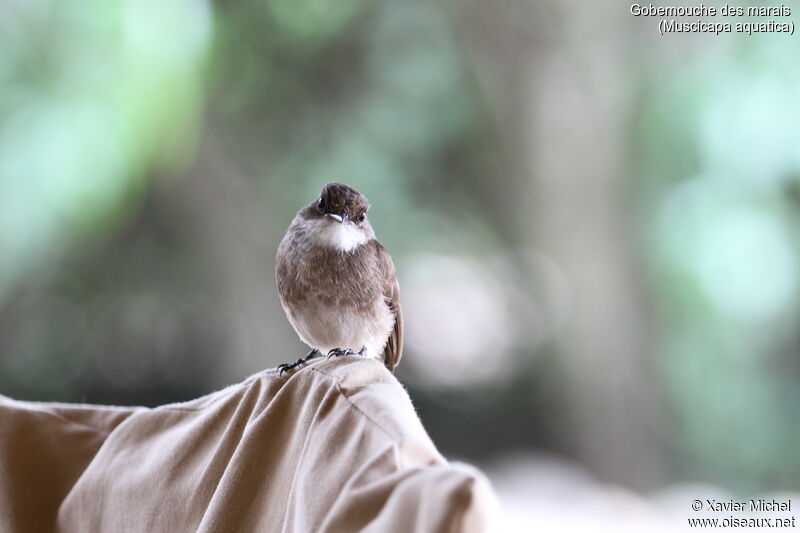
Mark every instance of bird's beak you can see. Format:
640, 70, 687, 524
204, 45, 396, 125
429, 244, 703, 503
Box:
327, 213, 347, 223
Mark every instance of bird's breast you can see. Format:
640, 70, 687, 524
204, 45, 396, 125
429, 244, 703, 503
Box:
277, 234, 383, 309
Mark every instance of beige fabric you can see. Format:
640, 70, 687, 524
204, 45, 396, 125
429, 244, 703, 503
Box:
0, 357, 497, 532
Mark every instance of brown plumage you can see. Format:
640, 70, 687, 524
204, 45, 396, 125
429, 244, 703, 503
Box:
375, 240, 403, 371
275, 183, 403, 373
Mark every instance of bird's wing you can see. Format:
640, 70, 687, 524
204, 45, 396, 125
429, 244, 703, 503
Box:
375, 241, 403, 372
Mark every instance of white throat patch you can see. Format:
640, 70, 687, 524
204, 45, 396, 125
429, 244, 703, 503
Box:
311, 218, 369, 252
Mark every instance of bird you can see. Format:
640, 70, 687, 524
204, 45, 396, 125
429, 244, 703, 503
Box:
275, 183, 403, 374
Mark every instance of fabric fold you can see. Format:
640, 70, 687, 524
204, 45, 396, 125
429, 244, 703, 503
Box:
0, 356, 497, 532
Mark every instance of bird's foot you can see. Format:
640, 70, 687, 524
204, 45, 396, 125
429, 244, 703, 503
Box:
327, 346, 366, 359
278, 349, 319, 375
277, 360, 303, 375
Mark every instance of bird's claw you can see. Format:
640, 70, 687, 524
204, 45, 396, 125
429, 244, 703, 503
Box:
327, 348, 358, 358
278, 359, 303, 375
278, 349, 319, 375
327, 346, 366, 359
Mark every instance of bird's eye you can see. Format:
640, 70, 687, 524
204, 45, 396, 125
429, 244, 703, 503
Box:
355, 212, 366, 223
317, 197, 326, 211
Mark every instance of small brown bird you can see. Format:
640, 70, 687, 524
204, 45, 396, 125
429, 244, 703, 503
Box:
275, 183, 403, 374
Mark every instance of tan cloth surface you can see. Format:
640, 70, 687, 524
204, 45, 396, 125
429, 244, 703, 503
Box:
0, 357, 497, 532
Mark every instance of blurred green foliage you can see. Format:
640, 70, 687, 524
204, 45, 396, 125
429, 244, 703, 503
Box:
637, 36, 800, 489
0, 0, 210, 297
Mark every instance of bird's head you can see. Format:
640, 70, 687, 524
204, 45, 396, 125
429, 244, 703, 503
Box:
301, 183, 374, 252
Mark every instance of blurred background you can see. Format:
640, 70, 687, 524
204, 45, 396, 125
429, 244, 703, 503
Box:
2, 0, 799, 529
